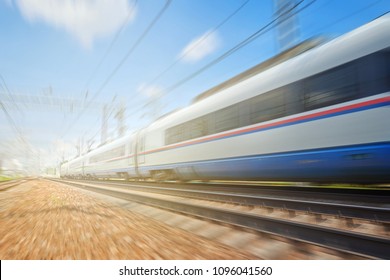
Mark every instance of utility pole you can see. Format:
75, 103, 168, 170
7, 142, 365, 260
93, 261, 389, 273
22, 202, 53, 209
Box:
101, 104, 108, 145
74, 140, 81, 157
114, 103, 126, 138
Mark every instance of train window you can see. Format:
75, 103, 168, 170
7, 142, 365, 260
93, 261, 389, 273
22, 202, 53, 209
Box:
283, 82, 304, 115
166, 116, 210, 145
303, 63, 359, 111
357, 50, 390, 97
187, 116, 208, 139
166, 126, 175, 144
250, 90, 285, 124
89, 145, 125, 163
214, 104, 239, 133
166, 123, 185, 145
164, 49, 390, 146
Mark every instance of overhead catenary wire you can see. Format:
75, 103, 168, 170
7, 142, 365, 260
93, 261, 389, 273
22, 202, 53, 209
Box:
130, 0, 314, 118
59, 0, 382, 159
0, 74, 35, 153
309, 0, 384, 34
147, 0, 251, 86
0, 74, 22, 114
75, 0, 252, 144
81, 0, 138, 98
55, 1, 137, 146
0, 101, 34, 154
61, 0, 387, 161
81, 0, 385, 150
61, 0, 173, 139
161, 0, 312, 99
76, 0, 314, 148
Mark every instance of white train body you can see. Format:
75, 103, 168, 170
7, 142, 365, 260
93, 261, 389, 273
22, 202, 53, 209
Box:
61, 156, 85, 179
82, 135, 136, 179
61, 14, 390, 183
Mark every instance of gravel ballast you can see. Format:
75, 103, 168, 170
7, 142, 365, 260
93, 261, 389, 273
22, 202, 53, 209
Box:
0, 179, 256, 260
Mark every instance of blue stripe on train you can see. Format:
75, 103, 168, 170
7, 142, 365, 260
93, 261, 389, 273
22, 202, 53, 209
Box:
139, 142, 390, 183
145, 98, 390, 155
213, 101, 390, 145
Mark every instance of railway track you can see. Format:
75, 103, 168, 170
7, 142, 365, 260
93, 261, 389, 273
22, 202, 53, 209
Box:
0, 178, 32, 191
55, 179, 390, 222
52, 178, 390, 259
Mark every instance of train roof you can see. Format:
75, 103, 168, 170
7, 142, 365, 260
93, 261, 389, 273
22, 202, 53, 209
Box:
191, 38, 322, 104
61, 133, 135, 165
147, 13, 390, 131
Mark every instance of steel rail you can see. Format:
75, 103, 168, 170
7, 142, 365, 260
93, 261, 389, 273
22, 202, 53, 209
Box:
56, 179, 390, 259
55, 179, 390, 223
64, 178, 390, 204
0, 178, 29, 191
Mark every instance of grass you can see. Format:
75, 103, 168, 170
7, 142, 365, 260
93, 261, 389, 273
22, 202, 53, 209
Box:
0, 176, 13, 182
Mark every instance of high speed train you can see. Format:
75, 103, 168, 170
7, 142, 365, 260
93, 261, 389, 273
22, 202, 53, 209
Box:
61, 14, 390, 184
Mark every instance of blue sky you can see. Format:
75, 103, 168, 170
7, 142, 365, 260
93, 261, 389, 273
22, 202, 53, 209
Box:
0, 0, 389, 173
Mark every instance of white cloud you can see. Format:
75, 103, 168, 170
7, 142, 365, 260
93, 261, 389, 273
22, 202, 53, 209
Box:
137, 83, 163, 99
14, 0, 136, 48
179, 30, 220, 63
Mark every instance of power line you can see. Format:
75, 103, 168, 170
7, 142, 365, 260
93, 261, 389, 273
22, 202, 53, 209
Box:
77, 0, 253, 144
81, 0, 138, 94
137, 0, 314, 115
93, 0, 314, 138
118, 0, 251, 111
62, 0, 314, 152
0, 93, 102, 112
311, 0, 384, 34
0, 74, 34, 152
0, 74, 22, 114
56, 1, 137, 144
61, 0, 172, 139
148, 0, 251, 86
0, 101, 34, 153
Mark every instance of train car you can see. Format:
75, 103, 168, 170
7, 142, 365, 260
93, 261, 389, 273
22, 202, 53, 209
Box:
60, 14, 390, 184
82, 133, 137, 179
62, 155, 85, 179
136, 14, 390, 183
59, 160, 70, 178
